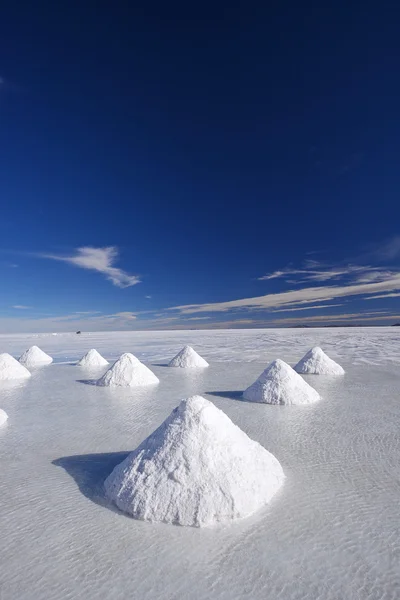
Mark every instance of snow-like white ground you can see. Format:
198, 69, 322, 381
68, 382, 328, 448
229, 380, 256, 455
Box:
0, 327, 399, 600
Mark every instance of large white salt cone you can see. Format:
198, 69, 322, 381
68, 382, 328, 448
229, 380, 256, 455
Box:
96, 352, 159, 387
0, 409, 8, 426
76, 349, 109, 368
168, 345, 209, 368
0, 353, 31, 380
294, 347, 345, 375
243, 359, 320, 405
19, 346, 53, 367
104, 395, 285, 527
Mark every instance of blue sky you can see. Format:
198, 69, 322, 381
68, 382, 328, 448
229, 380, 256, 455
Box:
0, 2, 399, 332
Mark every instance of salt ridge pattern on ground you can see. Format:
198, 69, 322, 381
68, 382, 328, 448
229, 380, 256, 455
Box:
0, 328, 399, 600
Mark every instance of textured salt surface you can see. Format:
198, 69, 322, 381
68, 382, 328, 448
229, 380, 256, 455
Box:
96, 352, 159, 387
0, 408, 8, 426
19, 345, 53, 367
295, 346, 345, 375
0, 353, 31, 380
243, 359, 320, 404
168, 345, 209, 368
0, 328, 400, 600
76, 349, 109, 368
105, 395, 284, 526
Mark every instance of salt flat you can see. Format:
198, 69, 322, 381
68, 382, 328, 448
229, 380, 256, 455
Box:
0, 327, 399, 600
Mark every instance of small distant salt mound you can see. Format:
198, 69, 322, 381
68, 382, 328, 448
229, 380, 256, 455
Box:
96, 352, 159, 387
0, 353, 31, 381
104, 395, 284, 527
76, 349, 109, 368
294, 346, 345, 375
243, 359, 320, 405
168, 345, 209, 368
0, 409, 8, 426
19, 346, 53, 367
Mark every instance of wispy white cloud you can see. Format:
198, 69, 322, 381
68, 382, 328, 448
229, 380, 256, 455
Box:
186, 316, 212, 320
364, 293, 400, 301
107, 312, 136, 320
71, 311, 137, 322
265, 311, 399, 326
365, 236, 400, 262
12, 305, 31, 309
353, 271, 396, 284
270, 303, 344, 313
174, 241, 400, 316
258, 270, 292, 281
171, 274, 400, 315
258, 263, 383, 283
197, 311, 398, 328
40, 246, 140, 288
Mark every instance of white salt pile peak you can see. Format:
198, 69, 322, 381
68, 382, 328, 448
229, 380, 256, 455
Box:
76, 349, 109, 368
243, 359, 320, 405
294, 346, 345, 375
104, 395, 285, 527
0, 409, 8, 426
96, 352, 159, 387
0, 353, 32, 381
168, 345, 209, 368
19, 346, 53, 367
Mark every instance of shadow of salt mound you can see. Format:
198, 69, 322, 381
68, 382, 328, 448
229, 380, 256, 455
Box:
53, 452, 130, 514
76, 379, 98, 386
206, 390, 244, 401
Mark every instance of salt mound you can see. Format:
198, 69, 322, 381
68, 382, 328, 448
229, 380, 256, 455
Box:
0, 353, 31, 381
104, 395, 285, 527
96, 352, 159, 387
294, 346, 345, 375
76, 349, 109, 368
19, 346, 53, 367
0, 409, 8, 426
168, 345, 209, 368
243, 359, 320, 405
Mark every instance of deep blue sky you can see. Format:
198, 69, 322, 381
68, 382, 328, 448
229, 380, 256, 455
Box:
0, 1, 399, 331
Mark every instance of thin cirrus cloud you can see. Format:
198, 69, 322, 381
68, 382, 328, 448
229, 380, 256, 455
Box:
269, 303, 345, 313
364, 292, 400, 300
105, 312, 137, 320
171, 275, 400, 315
170, 252, 400, 315
265, 311, 400, 326
363, 235, 400, 261
258, 262, 388, 283
39, 246, 140, 288
12, 305, 31, 309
